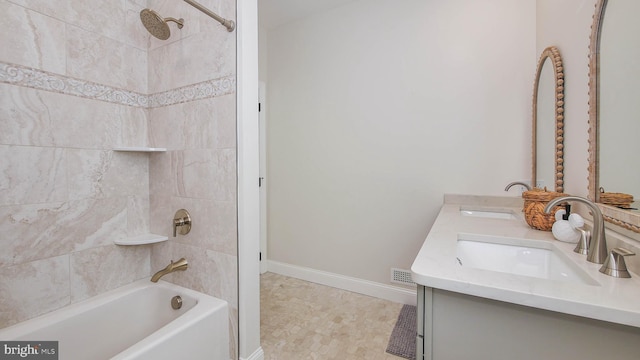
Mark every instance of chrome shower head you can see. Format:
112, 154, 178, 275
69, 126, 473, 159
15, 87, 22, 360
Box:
140, 8, 184, 40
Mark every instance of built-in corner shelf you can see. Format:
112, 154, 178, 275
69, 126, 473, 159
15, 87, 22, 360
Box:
113, 147, 167, 152
111, 147, 167, 245
114, 233, 168, 246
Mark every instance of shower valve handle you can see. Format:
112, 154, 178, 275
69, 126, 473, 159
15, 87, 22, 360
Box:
173, 209, 192, 237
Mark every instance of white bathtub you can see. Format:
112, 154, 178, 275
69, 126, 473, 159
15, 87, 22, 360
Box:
0, 279, 229, 360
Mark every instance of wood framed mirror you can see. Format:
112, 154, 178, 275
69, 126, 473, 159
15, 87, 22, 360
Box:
532, 46, 564, 193
588, 0, 640, 233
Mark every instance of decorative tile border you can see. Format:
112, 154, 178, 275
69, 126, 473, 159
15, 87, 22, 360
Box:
0, 62, 235, 108
0, 62, 148, 107
149, 76, 235, 108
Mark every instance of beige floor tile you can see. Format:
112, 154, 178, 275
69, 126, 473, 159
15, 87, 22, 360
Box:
260, 272, 406, 360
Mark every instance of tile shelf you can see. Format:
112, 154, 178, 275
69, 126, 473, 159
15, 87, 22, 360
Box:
112, 147, 167, 245
114, 233, 168, 246
113, 147, 167, 152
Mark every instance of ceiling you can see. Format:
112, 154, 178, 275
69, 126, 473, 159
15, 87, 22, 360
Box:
258, 0, 357, 29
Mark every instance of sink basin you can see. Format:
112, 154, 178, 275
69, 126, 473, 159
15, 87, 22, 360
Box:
460, 207, 517, 220
456, 234, 599, 285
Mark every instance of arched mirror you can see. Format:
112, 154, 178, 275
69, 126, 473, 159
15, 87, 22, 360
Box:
532, 46, 564, 193
588, 0, 640, 232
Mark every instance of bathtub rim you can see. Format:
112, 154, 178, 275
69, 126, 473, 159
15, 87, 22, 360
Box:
0, 279, 229, 341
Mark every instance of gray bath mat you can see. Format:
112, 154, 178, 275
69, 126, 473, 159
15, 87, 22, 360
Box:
386, 304, 417, 359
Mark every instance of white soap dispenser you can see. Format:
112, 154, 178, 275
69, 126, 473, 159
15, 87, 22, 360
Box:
551, 207, 581, 243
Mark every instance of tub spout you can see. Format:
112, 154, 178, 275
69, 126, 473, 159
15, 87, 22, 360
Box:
151, 258, 188, 282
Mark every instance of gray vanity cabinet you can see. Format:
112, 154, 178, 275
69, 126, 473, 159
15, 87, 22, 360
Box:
416, 285, 640, 360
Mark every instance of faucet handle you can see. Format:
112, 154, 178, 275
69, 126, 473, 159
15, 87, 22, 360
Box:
574, 229, 590, 255
173, 209, 192, 237
599, 247, 635, 278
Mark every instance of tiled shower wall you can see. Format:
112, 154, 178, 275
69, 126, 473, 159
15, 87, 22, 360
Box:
145, 0, 239, 357
0, 0, 238, 357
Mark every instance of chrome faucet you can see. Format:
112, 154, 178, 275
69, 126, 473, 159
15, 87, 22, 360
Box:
544, 196, 608, 264
151, 258, 188, 282
504, 181, 532, 192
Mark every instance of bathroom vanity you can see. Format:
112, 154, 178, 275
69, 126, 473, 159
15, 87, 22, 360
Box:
411, 195, 640, 360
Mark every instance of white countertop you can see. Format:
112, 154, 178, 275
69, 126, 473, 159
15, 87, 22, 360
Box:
411, 195, 640, 328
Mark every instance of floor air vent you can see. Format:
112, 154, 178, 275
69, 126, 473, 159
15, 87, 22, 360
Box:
391, 268, 415, 285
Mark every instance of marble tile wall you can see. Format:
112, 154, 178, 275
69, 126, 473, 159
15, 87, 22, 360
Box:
145, 1, 238, 358
147, 0, 236, 93
0, 1, 238, 357
0, 90, 151, 327
1, 0, 148, 92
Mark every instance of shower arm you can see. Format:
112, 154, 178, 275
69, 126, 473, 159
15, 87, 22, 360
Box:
183, 0, 235, 32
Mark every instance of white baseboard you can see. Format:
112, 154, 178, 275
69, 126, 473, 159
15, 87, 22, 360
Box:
267, 260, 417, 305
240, 346, 264, 360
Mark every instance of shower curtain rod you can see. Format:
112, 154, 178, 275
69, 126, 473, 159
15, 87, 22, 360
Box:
183, 0, 235, 32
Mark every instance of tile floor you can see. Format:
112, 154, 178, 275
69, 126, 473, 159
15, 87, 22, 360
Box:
260, 272, 407, 360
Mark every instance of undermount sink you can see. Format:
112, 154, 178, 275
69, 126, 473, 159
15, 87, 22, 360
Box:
456, 234, 599, 285
460, 207, 518, 220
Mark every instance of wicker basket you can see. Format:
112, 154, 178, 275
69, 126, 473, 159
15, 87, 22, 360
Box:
523, 188, 568, 231
599, 190, 634, 208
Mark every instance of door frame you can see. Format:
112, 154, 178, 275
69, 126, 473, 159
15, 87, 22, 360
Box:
259, 81, 268, 274
237, 0, 262, 359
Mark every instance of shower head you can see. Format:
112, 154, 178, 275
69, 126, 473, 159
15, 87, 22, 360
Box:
140, 9, 184, 40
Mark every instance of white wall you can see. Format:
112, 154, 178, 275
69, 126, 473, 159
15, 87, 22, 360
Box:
265, 0, 536, 285
259, 26, 268, 83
